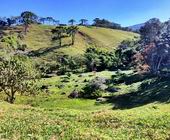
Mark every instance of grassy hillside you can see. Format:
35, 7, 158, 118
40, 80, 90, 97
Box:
1, 70, 170, 139
79, 26, 138, 50
1, 102, 170, 140
22, 25, 138, 56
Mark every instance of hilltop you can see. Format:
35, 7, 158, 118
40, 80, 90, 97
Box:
1, 25, 138, 57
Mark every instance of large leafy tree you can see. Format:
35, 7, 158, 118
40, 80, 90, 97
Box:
20, 11, 38, 34
140, 18, 162, 44
0, 55, 40, 103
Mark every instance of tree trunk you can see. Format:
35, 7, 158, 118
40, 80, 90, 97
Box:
9, 97, 15, 104
59, 38, 62, 47
72, 34, 75, 45
24, 24, 29, 35
9, 88, 15, 104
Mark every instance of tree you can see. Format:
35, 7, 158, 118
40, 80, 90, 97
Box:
54, 20, 60, 26
115, 40, 137, 68
46, 17, 55, 25
0, 17, 7, 27
39, 17, 46, 24
52, 26, 65, 47
79, 19, 88, 26
68, 19, 76, 26
93, 18, 100, 25
93, 18, 121, 29
0, 55, 39, 103
20, 11, 38, 34
11, 16, 22, 25
67, 26, 79, 45
140, 18, 162, 44
0, 20, 7, 27
135, 18, 170, 75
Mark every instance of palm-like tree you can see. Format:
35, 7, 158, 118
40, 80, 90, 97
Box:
80, 19, 88, 26
68, 19, 76, 26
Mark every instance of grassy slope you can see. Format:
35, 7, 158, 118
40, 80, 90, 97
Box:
23, 25, 138, 56
79, 26, 138, 50
1, 102, 170, 140
1, 71, 170, 139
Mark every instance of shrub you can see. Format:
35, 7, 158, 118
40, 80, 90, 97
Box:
1, 35, 19, 49
82, 77, 107, 98
84, 47, 118, 72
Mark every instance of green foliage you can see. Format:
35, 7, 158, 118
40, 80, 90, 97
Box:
1, 35, 19, 49
52, 26, 79, 46
36, 60, 58, 77
0, 54, 40, 103
57, 55, 85, 75
20, 11, 38, 25
85, 47, 118, 71
115, 40, 139, 69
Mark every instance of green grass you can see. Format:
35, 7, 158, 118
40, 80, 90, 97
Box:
1, 101, 170, 139
1, 71, 170, 139
24, 25, 55, 50
15, 71, 114, 111
79, 26, 139, 51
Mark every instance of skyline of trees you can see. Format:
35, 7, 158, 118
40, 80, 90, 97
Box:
0, 11, 130, 30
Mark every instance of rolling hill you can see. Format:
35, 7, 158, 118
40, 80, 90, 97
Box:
22, 25, 139, 56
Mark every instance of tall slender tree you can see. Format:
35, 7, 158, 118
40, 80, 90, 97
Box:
20, 11, 38, 34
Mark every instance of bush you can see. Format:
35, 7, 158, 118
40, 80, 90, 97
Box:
36, 61, 58, 77
82, 77, 107, 99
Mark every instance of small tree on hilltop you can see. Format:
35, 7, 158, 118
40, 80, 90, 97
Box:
0, 54, 40, 103
68, 19, 76, 26
80, 19, 88, 26
20, 11, 38, 34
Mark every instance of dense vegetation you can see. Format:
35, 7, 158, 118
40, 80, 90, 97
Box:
1, 11, 170, 139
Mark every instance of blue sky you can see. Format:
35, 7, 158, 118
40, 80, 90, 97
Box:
0, 0, 170, 26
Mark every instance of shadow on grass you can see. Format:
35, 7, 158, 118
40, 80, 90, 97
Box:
28, 43, 72, 57
107, 77, 170, 109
